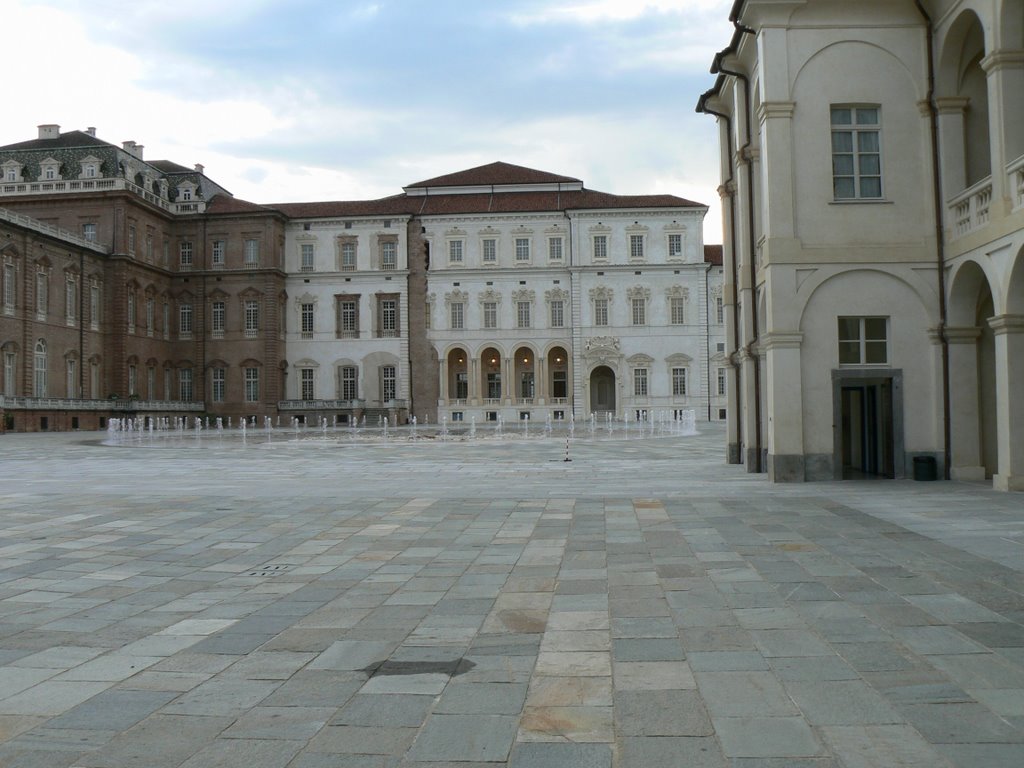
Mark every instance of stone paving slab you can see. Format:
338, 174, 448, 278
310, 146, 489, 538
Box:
0, 425, 1022, 766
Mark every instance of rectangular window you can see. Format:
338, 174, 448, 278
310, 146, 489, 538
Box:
146, 298, 154, 336
631, 297, 646, 326
338, 298, 359, 337
90, 283, 100, 329
3, 263, 15, 313
244, 367, 259, 402
341, 366, 358, 400
548, 237, 563, 262
162, 302, 169, 339
487, 372, 501, 400
717, 367, 727, 396
179, 241, 193, 267
379, 298, 398, 337
517, 301, 531, 329
552, 370, 567, 399
381, 241, 397, 270
629, 234, 645, 261
127, 364, 136, 397
179, 368, 193, 401
4, 351, 15, 396
82, 223, 97, 242
668, 233, 683, 259
212, 301, 225, 336
146, 234, 153, 261
211, 368, 225, 403
179, 303, 193, 338
450, 302, 465, 330
300, 243, 315, 272
212, 240, 225, 266
164, 368, 171, 401
147, 366, 155, 400
300, 368, 315, 400
716, 296, 724, 324
672, 367, 687, 396
594, 298, 608, 327
448, 240, 463, 264
126, 292, 135, 331
128, 225, 136, 255
670, 297, 686, 325
68, 358, 78, 398
244, 239, 260, 265
831, 106, 882, 199
341, 242, 356, 271
593, 235, 608, 261
483, 301, 497, 329
65, 278, 77, 323
633, 368, 648, 397
515, 237, 530, 262
550, 300, 564, 328
838, 316, 888, 365
482, 238, 497, 263
244, 299, 259, 337
301, 302, 314, 338
36, 272, 48, 317
381, 365, 396, 402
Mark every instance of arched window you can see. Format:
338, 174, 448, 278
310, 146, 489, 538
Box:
33, 339, 47, 397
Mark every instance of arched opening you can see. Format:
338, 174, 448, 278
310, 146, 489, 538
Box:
977, 282, 998, 478
513, 346, 535, 404
547, 346, 570, 404
939, 12, 991, 191
590, 365, 616, 414
480, 346, 502, 403
33, 339, 47, 397
447, 347, 468, 402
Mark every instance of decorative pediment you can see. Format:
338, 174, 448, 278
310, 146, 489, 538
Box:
665, 285, 689, 300
588, 223, 612, 234
583, 335, 622, 364
478, 288, 502, 304
479, 226, 500, 236
627, 353, 655, 365
545, 287, 568, 303
589, 285, 613, 301
710, 284, 723, 300
295, 292, 317, 306
294, 358, 320, 369
208, 288, 229, 300
444, 227, 467, 237
666, 353, 693, 365
239, 287, 263, 300
627, 286, 651, 301
511, 288, 535, 303
444, 289, 468, 305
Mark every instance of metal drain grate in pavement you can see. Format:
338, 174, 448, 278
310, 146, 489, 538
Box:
248, 563, 292, 577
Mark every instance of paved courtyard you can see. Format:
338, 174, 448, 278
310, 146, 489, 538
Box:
1, 424, 1023, 767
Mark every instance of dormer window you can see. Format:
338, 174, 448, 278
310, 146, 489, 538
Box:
2, 161, 23, 183
78, 156, 102, 180
181, 187, 192, 201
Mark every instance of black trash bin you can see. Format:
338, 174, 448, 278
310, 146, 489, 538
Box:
912, 456, 938, 481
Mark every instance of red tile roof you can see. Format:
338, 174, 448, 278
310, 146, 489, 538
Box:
205, 194, 278, 215
704, 244, 724, 265
406, 162, 582, 189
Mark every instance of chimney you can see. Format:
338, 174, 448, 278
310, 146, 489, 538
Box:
194, 163, 205, 175
37, 124, 60, 140
121, 141, 144, 160
85, 127, 96, 137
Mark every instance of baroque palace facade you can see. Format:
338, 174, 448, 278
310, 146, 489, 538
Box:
699, 0, 1023, 490
0, 125, 724, 431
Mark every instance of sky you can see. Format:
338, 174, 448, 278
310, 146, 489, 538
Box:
4, 0, 734, 240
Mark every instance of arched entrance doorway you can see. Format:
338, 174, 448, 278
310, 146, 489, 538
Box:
590, 365, 615, 414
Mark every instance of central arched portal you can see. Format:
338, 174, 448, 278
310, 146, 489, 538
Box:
590, 365, 616, 413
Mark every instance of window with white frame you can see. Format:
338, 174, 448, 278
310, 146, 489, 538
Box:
517, 301, 531, 329
145, 298, 154, 336
672, 367, 687, 397
670, 296, 686, 325
300, 368, 315, 400
82, 223, 97, 242
35, 270, 48, 318
717, 367, 727, 396
633, 367, 648, 397
483, 301, 497, 329
244, 299, 259, 337
145, 234, 153, 261
163, 368, 171, 401
450, 301, 465, 330
211, 367, 225, 402
2, 263, 14, 314
448, 239, 464, 264
482, 238, 497, 263
244, 239, 259, 265
89, 282, 100, 329
67, 358, 77, 397
341, 241, 356, 270
127, 363, 136, 396
381, 240, 397, 270
668, 233, 683, 260
337, 296, 359, 337
381, 365, 396, 402
550, 299, 564, 328
128, 225, 136, 255
594, 298, 609, 327
515, 237, 530, 262
340, 365, 358, 400
548, 237, 563, 262
179, 303, 193, 338
838, 316, 888, 365
162, 302, 169, 339
179, 241, 193, 268
716, 295, 724, 324
244, 367, 259, 402
211, 301, 225, 336
212, 240, 225, 266
631, 297, 646, 326
147, 366, 155, 399
301, 303, 314, 338
33, 340, 46, 397
831, 106, 882, 200
629, 234, 645, 261
378, 296, 398, 337
126, 290, 135, 332
300, 243, 315, 272
3, 350, 15, 396
592, 235, 608, 262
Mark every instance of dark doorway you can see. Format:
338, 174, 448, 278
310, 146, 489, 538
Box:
590, 366, 616, 413
840, 378, 894, 478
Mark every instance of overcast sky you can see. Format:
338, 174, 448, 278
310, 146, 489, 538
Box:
5, 0, 733, 239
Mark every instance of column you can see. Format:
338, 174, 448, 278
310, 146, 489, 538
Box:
503, 357, 512, 405
762, 332, 805, 482
536, 357, 546, 404
935, 97, 969, 201
437, 358, 447, 405
981, 50, 1024, 206
945, 327, 986, 480
469, 358, 479, 405
990, 315, 1024, 491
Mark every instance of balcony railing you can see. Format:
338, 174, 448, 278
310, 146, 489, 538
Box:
0, 207, 109, 253
0, 177, 206, 215
278, 399, 365, 410
949, 176, 993, 238
0, 396, 197, 412
1009, 154, 1024, 212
